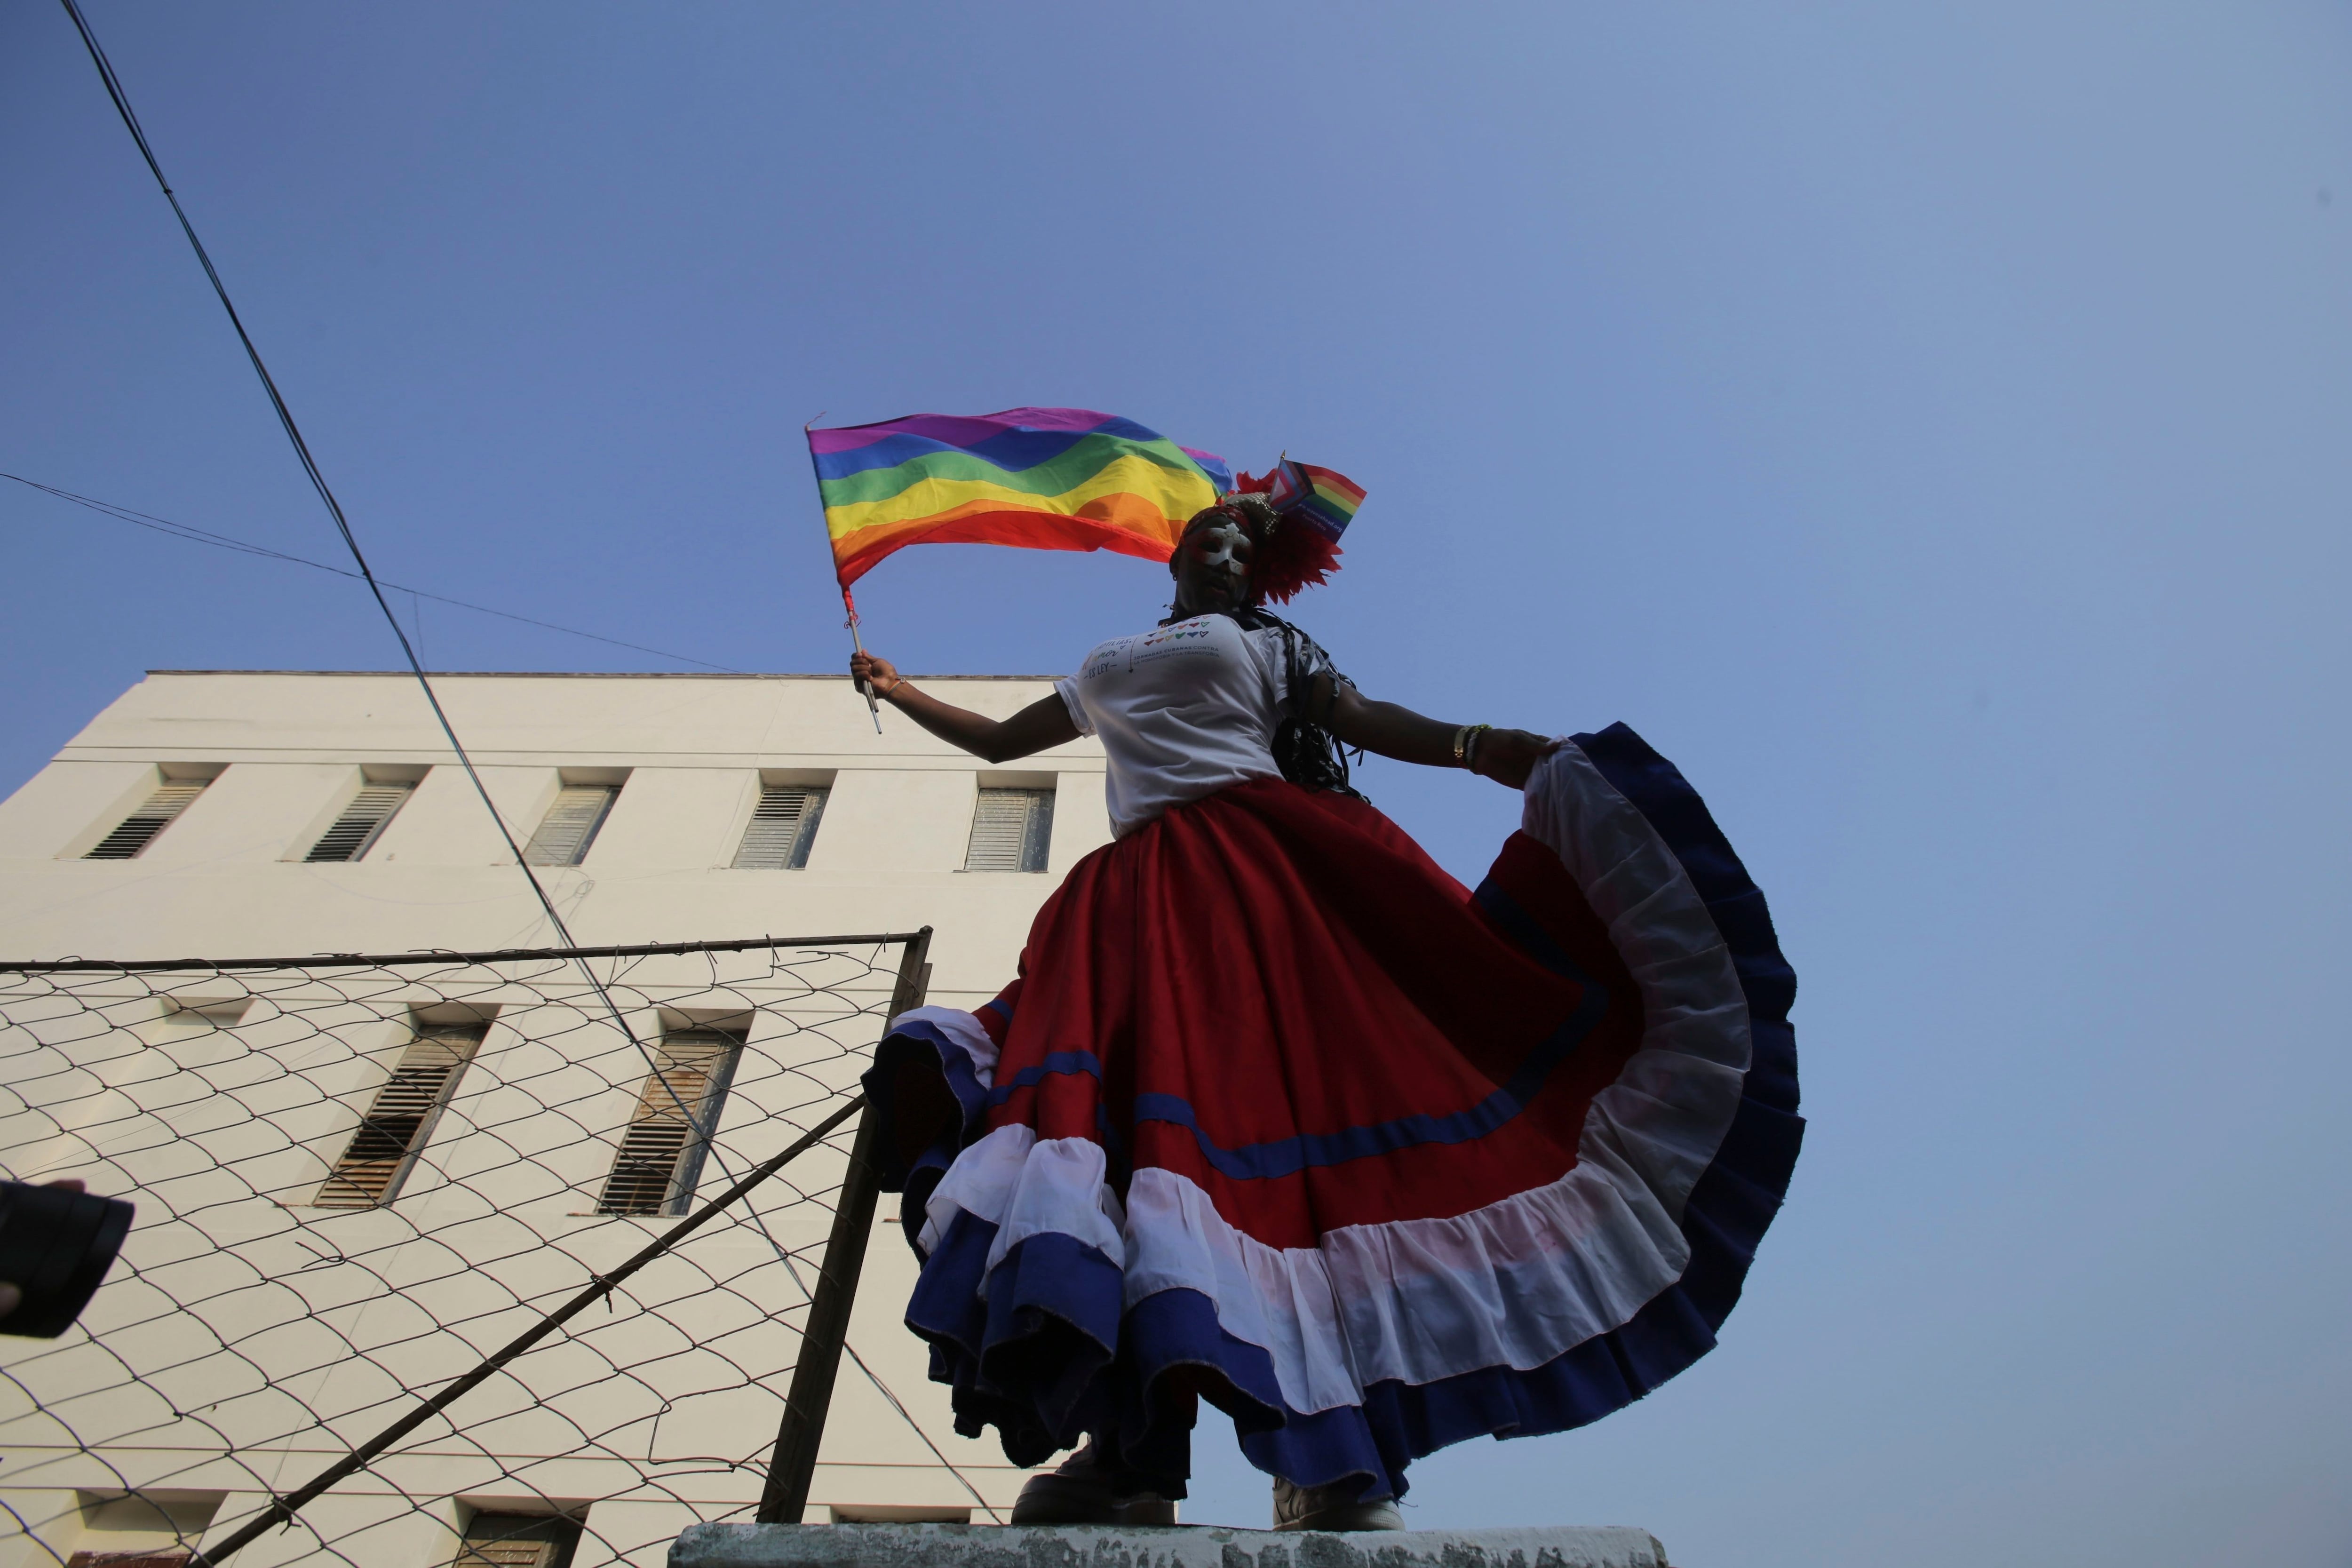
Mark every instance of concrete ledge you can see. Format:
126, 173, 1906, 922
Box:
668, 1522, 1669, 1568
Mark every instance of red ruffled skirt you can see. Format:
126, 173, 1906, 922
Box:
868, 727, 1799, 1502
990, 779, 1645, 1245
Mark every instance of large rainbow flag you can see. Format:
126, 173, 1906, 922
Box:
809, 408, 1233, 589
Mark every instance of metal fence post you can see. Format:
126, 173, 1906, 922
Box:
757, 926, 933, 1524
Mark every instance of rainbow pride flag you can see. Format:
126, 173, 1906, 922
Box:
809, 408, 1233, 589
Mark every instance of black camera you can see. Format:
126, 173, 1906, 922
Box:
0, 1180, 135, 1338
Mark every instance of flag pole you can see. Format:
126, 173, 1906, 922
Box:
807, 416, 882, 734
841, 588, 882, 734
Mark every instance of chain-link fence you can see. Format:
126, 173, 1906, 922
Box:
0, 932, 961, 1568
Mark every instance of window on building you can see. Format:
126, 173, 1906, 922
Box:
303, 780, 416, 862
826, 1505, 976, 1525
313, 1022, 485, 1209
523, 783, 619, 867
158, 999, 252, 1032
730, 784, 827, 869
452, 1512, 582, 1568
84, 779, 212, 860
61, 1491, 222, 1568
964, 787, 1055, 873
597, 1028, 742, 1216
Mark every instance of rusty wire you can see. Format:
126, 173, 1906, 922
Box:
0, 936, 941, 1568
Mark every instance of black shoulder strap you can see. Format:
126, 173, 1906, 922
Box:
1219, 609, 1366, 800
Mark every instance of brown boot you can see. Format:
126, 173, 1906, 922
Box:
1271, 1476, 1403, 1532
1009, 1440, 1177, 1526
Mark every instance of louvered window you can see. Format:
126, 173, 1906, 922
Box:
453, 1513, 580, 1568
303, 781, 415, 862
84, 779, 211, 860
597, 1029, 741, 1216
731, 785, 827, 869
964, 787, 1055, 873
523, 783, 618, 867
313, 1023, 483, 1208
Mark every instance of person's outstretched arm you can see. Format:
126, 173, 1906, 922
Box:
1318, 675, 1560, 788
851, 652, 1081, 764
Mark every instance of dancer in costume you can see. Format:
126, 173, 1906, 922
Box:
849, 484, 1801, 1531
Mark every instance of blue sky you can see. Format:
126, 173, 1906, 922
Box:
4, 4, 2348, 1563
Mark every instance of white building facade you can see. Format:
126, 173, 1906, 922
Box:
0, 670, 1109, 1568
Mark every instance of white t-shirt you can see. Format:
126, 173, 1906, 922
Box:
1055, 613, 1332, 838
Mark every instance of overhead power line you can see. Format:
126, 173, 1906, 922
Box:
56, 0, 683, 951
1, 471, 743, 674
48, 4, 1008, 1546
51, 1, 780, 1410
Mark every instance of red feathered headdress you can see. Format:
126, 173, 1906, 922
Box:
1220, 459, 1360, 605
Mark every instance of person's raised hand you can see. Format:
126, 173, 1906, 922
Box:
850, 651, 904, 700
0, 1178, 86, 1320
1471, 729, 1563, 790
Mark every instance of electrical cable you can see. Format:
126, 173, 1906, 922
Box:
50, 35, 920, 1532
50, 11, 1002, 1546
55, 0, 747, 1232
843, 1342, 1005, 1521
1, 471, 745, 673
54, 12, 985, 1541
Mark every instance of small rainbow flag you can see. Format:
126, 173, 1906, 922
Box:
808, 408, 1233, 589
1263, 458, 1367, 543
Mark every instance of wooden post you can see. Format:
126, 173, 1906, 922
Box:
756, 926, 933, 1523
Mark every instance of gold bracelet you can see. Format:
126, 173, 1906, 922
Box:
1461, 723, 1493, 771
1451, 724, 1473, 765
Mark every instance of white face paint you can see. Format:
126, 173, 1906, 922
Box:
1193, 520, 1250, 580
